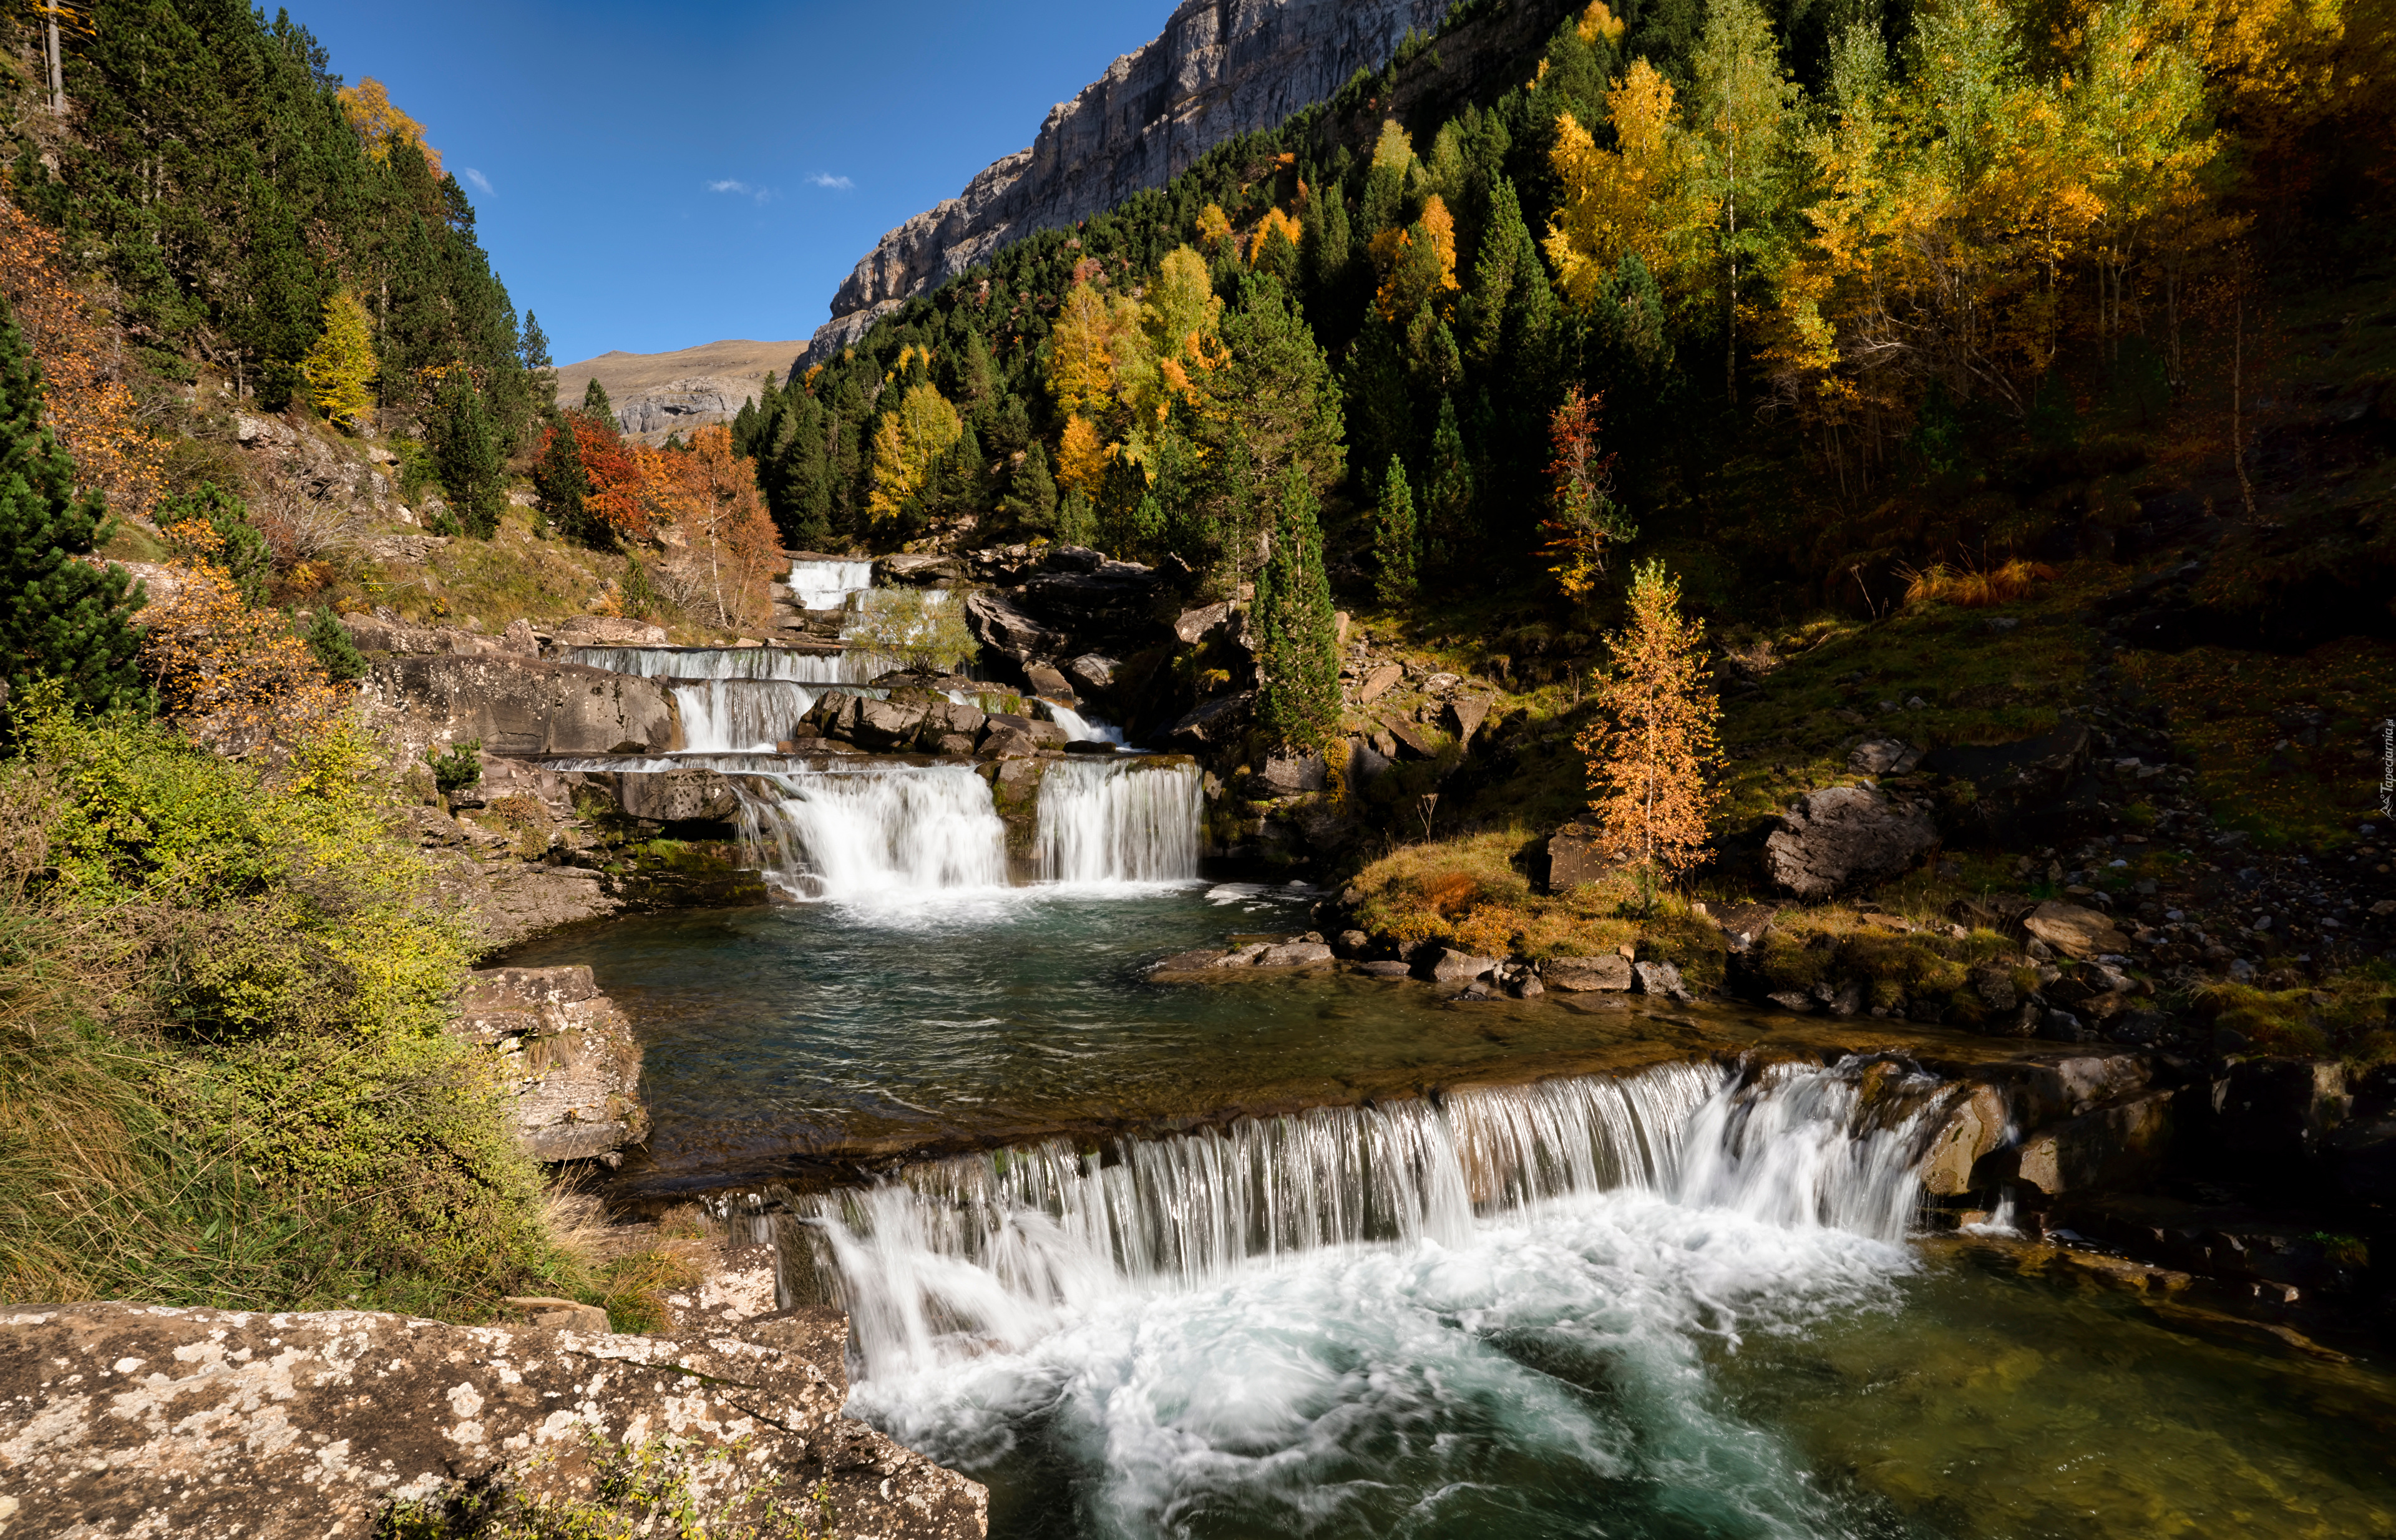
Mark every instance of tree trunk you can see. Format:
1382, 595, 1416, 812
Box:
46, 11, 66, 114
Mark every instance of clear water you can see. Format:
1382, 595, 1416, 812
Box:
512, 884, 2396, 1538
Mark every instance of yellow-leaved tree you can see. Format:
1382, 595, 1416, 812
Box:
865, 381, 962, 522
337, 77, 442, 178
1546, 61, 1715, 313
1577, 560, 1719, 909
300, 292, 377, 430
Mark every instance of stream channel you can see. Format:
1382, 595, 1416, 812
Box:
512, 614, 2396, 1539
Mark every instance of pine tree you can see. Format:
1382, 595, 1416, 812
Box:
1005, 441, 1058, 534
304, 606, 367, 685
0, 299, 147, 724
1576, 560, 1720, 907
1256, 467, 1339, 753
1422, 393, 1476, 569
582, 376, 615, 425
1373, 454, 1418, 608
300, 291, 377, 430
430, 371, 505, 538
519, 311, 556, 404
534, 417, 596, 543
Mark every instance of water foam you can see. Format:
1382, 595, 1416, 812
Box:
1035, 760, 1201, 884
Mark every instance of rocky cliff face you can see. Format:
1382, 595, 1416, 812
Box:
814, 0, 1450, 351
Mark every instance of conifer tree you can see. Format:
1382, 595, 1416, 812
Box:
1422, 393, 1476, 568
1373, 454, 1418, 608
520, 311, 555, 402
304, 606, 367, 684
534, 416, 595, 542
1577, 560, 1719, 909
1256, 467, 1339, 753
300, 292, 377, 430
0, 300, 147, 723
582, 376, 615, 425
1006, 441, 1058, 534
430, 371, 505, 538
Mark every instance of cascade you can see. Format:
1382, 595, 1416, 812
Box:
736, 763, 1010, 899
567, 646, 885, 754
790, 557, 875, 612
779, 1060, 1947, 1379
1039, 701, 1126, 745
1035, 759, 1200, 883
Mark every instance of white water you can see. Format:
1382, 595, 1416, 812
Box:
739, 763, 1010, 900
673, 678, 819, 753
1040, 700, 1127, 746
791, 557, 875, 612
789, 1061, 1947, 1537
1035, 760, 1201, 884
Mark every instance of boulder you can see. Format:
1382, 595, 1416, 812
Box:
1023, 661, 1078, 701
1015, 563, 1162, 636
1043, 544, 1104, 572
500, 617, 540, 656
1152, 948, 1229, 973
609, 767, 743, 825
1342, 736, 1393, 786
1711, 902, 1778, 955
978, 714, 1040, 759
363, 655, 679, 757
851, 696, 932, 750
1356, 662, 1404, 703
1259, 753, 1327, 795
0, 1302, 988, 1540
2022, 900, 2128, 960
1357, 960, 1414, 978
1065, 653, 1120, 695
964, 588, 1068, 660
2210, 1060, 2351, 1166
1428, 948, 1499, 983
1546, 824, 1612, 892
1172, 601, 1233, 646
875, 550, 965, 585
1762, 784, 1939, 899
455, 965, 647, 1162
1633, 961, 1692, 1000
1257, 942, 1335, 966
1543, 955, 1633, 992
1848, 736, 1924, 776
551, 615, 670, 646
1167, 691, 1254, 749
1385, 717, 1448, 759
1445, 694, 1495, 744
1917, 1084, 2008, 1196
2000, 1089, 2177, 1194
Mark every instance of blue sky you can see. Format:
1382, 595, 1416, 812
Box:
290, 1, 1177, 366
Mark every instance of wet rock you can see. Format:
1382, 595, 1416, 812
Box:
964, 588, 1069, 661
2022, 900, 2129, 961
1152, 949, 1229, 973
1766, 989, 1817, 1013
610, 767, 743, 825
1543, 954, 1633, 992
1335, 929, 1368, 956
1763, 785, 1939, 899
1919, 1084, 2009, 1196
454, 965, 647, 1164
1428, 948, 1499, 983
1023, 661, 1078, 701
977, 714, 1041, 759
1814, 978, 1864, 1016
852, 696, 932, 749
1999, 1089, 2177, 1194
0, 1302, 988, 1540
1633, 961, 1692, 1000
1257, 942, 1335, 967
1357, 960, 1415, 978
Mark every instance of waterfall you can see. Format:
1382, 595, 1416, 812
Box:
779, 1059, 1947, 1380
1040, 701, 1126, 745
736, 764, 1009, 899
791, 557, 875, 612
1035, 759, 1200, 883
673, 678, 819, 753
567, 645, 887, 685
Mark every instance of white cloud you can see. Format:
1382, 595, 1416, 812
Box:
706, 178, 754, 195
460, 167, 494, 197
807, 173, 855, 190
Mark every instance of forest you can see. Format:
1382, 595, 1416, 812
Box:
733, 0, 2393, 748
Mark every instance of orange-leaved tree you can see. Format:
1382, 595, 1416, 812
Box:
1576, 559, 1719, 908
145, 520, 339, 755
644, 426, 781, 628
0, 196, 165, 524
337, 77, 442, 178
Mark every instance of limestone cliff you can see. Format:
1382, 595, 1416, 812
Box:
814, 0, 1452, 351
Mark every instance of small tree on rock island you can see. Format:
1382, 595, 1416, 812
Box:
1255, 466, 1340, 753
300, 292, 377, 431
1577, 560, 1719, 910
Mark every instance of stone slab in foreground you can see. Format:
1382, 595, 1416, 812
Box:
0, 1302, 985, 1539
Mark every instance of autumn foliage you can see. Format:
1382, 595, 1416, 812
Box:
336, 77, 442, 178
0, 197, 165, 524
1540, 387, 1636, 598
645, 426, 781, 628
1577, 560, 1720, 890
145, 521, 339, 755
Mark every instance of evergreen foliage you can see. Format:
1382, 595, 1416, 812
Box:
1255, 468, 1339, 752
533, 416, 595, 542
582, 376, 614, 424
303, 607, 366, 685
159, 482, 272, 607
0, 300, 145, 724
1373, 454, 1418, 608
428, 370, 505, 539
